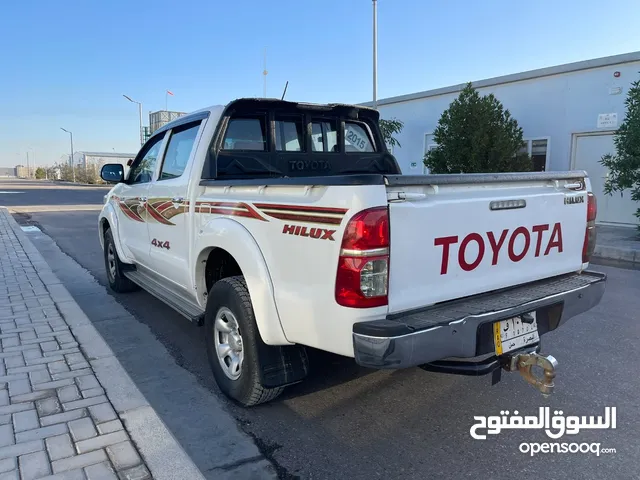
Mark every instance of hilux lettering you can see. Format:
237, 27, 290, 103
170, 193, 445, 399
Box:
282, 224, 336, 241
434, 223, 563, 275
564, 195, 585, 205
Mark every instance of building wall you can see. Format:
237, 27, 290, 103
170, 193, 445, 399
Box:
15, 166, 29, 178
0, 167, 16, 177
377, 60, 640, 174
84, 155, 134, 169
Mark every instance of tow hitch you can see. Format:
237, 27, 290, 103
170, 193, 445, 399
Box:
502, 352, 558, 396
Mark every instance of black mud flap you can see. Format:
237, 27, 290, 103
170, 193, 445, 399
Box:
257, 343, 309, 389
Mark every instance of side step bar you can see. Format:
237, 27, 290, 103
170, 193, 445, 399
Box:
123, 270, 204, 324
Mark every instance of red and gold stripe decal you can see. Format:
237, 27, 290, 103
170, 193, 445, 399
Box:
194, 201, 266, 221
112, 196, 348, 226
253, 203, 348, 225
145, 202, 176, 226
112, 196, 144, 222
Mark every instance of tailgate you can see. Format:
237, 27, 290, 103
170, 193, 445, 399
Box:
385, 173, 589, 314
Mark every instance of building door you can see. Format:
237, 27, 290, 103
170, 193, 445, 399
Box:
573, 133, 637, 226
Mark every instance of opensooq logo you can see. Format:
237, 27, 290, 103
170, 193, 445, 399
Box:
469, 406, 616, 440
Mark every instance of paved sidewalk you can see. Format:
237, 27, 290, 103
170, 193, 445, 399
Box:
0, 208, 205, 480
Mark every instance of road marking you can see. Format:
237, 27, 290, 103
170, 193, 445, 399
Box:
20, 226, 41, 233
0, 191, 25, 194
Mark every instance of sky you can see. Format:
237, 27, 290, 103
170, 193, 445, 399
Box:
1, 0, 639, 168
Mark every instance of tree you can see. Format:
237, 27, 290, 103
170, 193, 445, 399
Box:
379, 118, 404, 149
424, 83, 531, 174
34, 167, 46, 179
600, 74, 640, 229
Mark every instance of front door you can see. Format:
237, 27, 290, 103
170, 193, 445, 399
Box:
113, 131, 167, 265
574, 133, 637, 226
146, 119, 205, 288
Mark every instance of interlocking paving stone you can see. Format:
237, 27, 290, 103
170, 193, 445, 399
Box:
0, 440, 44, 460
84, 461, 118, 480
52, 449, 108, 473
87, 404, 116, 425
76, 431, 128, 454
96, 420, 123, 435
13, 410, 38, 433
15, 423, 68, 443
45, 434, 75, 462
18, 450, 50, 480
0, 211, 157, 480
68, 418, 97, 442
40, 409, 87, 428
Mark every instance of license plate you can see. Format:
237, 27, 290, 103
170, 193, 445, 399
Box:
493, 312, 539, 355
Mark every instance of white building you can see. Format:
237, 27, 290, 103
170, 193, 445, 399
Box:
369, 51, 640, 227
72, 152, 137, 170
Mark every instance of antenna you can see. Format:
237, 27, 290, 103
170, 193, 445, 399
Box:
263, 48, 268, 98
281, 81, 289, 100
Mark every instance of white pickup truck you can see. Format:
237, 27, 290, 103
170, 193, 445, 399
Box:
98, 98, 606, 406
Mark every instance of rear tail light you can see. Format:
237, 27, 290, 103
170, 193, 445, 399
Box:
335, 207, 389, 308
582, 192, 597, 263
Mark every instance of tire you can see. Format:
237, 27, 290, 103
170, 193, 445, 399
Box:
204, 276, 285, 407
103, 228, 139, 293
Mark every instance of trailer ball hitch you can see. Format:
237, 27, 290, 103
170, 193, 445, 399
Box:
504, 352, 558, 396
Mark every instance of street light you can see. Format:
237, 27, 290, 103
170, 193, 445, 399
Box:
27, 147, 36, 178
372, 0, 378, 110
60, 128, 76, 183
123, 94, 144, 146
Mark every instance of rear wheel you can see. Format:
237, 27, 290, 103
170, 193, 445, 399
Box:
204, 276, 284, 406
103, 228, 138, 293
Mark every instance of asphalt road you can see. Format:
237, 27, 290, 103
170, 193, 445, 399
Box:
2, 179, 639, 480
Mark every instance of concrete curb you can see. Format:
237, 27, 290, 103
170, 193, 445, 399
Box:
593, 244, 640, 266
2, 207, 206, 480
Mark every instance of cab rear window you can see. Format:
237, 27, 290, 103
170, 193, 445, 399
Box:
222, 117, 266, 151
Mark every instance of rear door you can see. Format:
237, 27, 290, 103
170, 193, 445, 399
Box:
113, 132, 167, 265
386, 179, 588, 314
146, 119, 205, 288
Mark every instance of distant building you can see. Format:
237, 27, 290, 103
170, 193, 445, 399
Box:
15, 165, 29, 178
0, 167, 16, 177
72, 152, 138, 170
149, 110, 187, 135
367, 51, 640, 227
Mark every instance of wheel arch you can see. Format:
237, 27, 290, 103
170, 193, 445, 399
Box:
98, 205, 132, 264
193, 217, 291, 346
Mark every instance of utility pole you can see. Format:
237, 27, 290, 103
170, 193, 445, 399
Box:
26, 151, 30, 179
372, 0, 378, 110
123, 95, 144, 146
60, 128, 75, 183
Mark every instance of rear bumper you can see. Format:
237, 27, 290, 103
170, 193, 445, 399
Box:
352, 271, 606, 369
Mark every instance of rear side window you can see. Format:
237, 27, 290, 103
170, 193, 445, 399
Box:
275, 117, 304, 152
345, 122, 374, 152
222, 117, 266, 151
311, 120, 338, 152
159, 121, 201, 180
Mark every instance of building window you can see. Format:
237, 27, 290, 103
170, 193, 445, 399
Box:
520, 138, 549, 172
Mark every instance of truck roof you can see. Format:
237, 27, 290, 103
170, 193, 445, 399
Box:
159, 98, 380, 134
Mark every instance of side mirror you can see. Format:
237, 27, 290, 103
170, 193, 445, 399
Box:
100, 163, 124, 183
